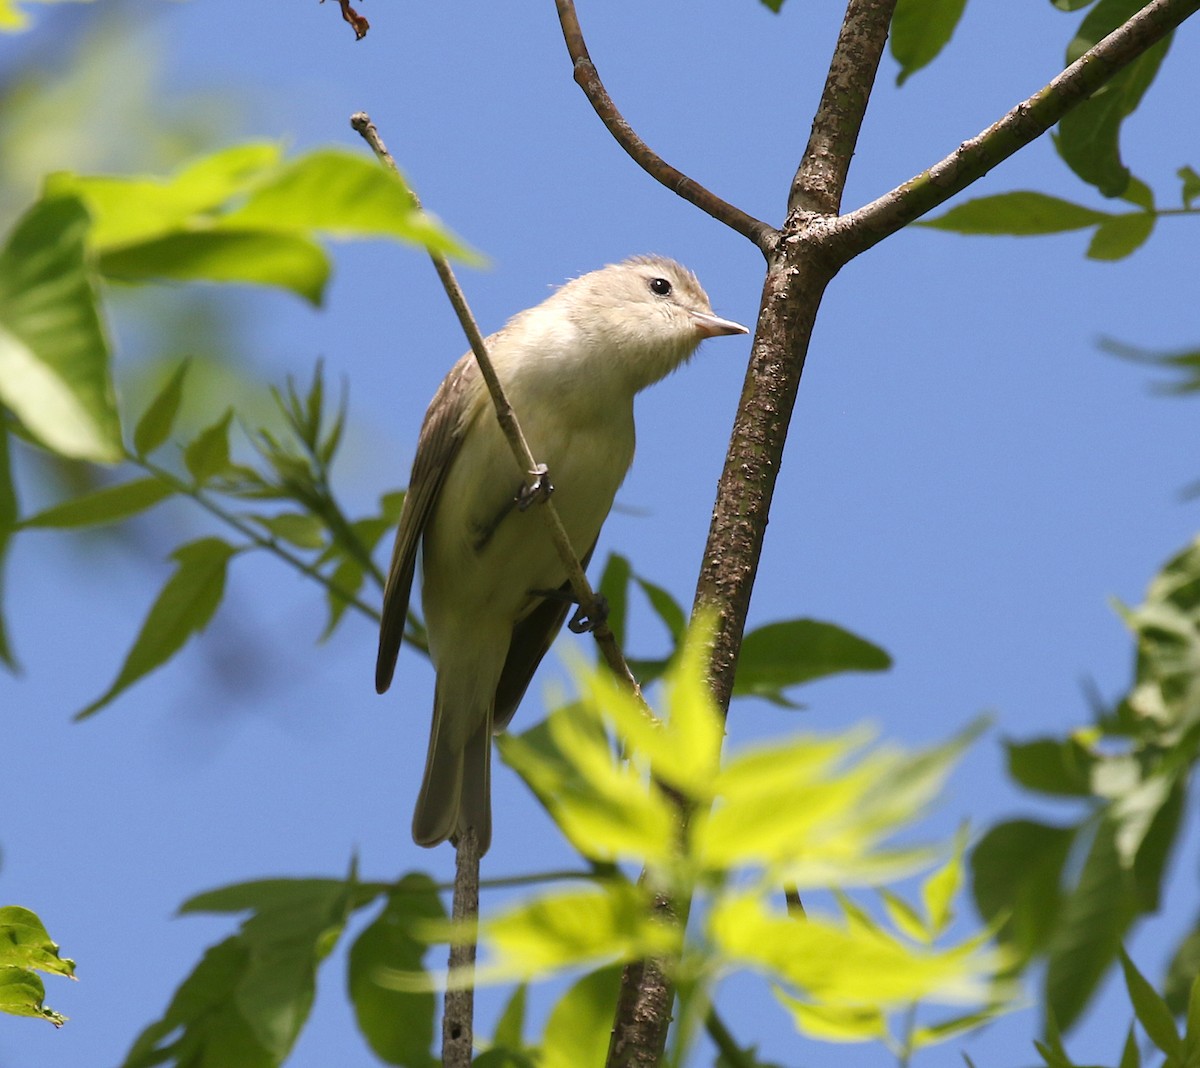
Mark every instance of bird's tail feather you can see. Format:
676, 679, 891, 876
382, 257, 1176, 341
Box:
412, 682, 493, 853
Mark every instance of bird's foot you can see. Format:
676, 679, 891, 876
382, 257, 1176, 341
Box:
529, 585, 610, 634
516, 464, 553, 511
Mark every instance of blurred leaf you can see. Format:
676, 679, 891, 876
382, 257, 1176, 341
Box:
911, 1005, 1013, 1050
922, 822, 969, 937
251, 512, 326, 550
1051, 0, 1097, 10
1086, 212, 1154, 260
0, 428, 17, 669
1118, 1025, 1140, 1068
498, 696, 678, 864
100, 230, 330, 306
77, 536, 239, 720
597, 552, 631, 649
775, 991, 888, 1042
45, 144, 475, 306
0, 196, 121, 462
219, 149, 477, 261
1118, 949, 1180, 1057
733, 618, 890, 704
758, 0, 784, 11
124, 877, 367, 1068
1179, 165, 1200, 208
714, 893, 994, 1008
491, 983, 528, 1054
19, 477, 174, 529
879, 889, 929, 943
635, 575, 686, 642
133, 359, 190, 456
891, 0, 967, 85
184, 408, 234, 483
1044, 819, 1139, 1030
1057, 0, 1171, 197
701, 724, 969, 885
0, 0, 94, 35
972, 819, 1075, 963
1100, 338, 1200, 394
478, 883, 677, 981
45, 144, 282, 248
540, 966, 622, 1068
920, 192, 1111, 235
348, 875, 443, 1068
1005, 737, 1094, 796
1163, 915, 1200, 1015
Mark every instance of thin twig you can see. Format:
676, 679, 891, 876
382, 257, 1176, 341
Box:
554, 0, 778, 254
350, 111, 645, 700
442, 827, 480, 1068
704, 1009, 756, 1068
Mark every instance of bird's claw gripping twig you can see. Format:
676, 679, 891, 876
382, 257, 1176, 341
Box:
567, 594, 609, 634
530, 585, 610, 634
516, 464, 553, 511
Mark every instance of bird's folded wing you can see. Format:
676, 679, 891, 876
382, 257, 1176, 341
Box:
375, 355, 480, 693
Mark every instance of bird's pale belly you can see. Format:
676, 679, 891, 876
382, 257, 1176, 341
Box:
420, 411, 633, 655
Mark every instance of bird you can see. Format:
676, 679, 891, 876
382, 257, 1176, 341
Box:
375, 255, 747, 853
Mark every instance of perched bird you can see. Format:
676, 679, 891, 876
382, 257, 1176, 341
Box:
376, 255, 747, 853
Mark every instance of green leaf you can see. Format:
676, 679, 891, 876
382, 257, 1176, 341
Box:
1099, 339, 1200, 395
46, 143, 283, 249
1051, 0, 1096, 10
99, 230, 330, 306
1118, 1024, 1140, 1068
0, 906, 76, 978
1164, 917, 1200, 1015
478, 883, 677, 981
347, 876, 443, 1068
0, 428, 18, 669
1179, 165, 1200, 208
920, 192, 1111, 235
123, 877, 367, 1068
921, 822, 969, 937
133, 359, 189, 456
0, 195, 121, 462
733, 618, 891, 704
252, 512, 326, 550
541, 966, 623, 1068
1005, 737, 1094, 796
1044, 819, 1139, 1030
77, 536, 238, 719
1119, 949, 1181, 1057
19, 477, 174, 529
971, 820, 1075, 962
776, 990, 889, 1043
1057, 0, 1171, 197
184, 408, 234, 484
891, 0, 967, 85
218, 149, 477, 261
491, 983, 528, 1054
1085, 212, 1154, 260
714, 893, 995, 1008
597, 552, 632, 650
0, 966, 65, 1026
635, 575, 686, 642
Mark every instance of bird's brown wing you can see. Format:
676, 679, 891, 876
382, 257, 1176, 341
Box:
375, 356, 479, 694
492, 542, 597, 732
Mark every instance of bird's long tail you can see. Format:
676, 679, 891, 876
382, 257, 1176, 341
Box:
412, 681, 493, 854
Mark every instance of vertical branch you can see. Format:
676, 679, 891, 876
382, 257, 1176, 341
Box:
442, 829, 480, 1067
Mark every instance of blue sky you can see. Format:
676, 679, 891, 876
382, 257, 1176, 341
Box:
2, 2, 1199, 1066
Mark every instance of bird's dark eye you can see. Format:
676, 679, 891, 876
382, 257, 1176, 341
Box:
649, 277, 672, 297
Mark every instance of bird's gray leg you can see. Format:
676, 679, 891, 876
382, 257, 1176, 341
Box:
529, 581, 609, 634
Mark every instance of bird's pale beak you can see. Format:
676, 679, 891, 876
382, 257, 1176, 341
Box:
691, 310, 750, 338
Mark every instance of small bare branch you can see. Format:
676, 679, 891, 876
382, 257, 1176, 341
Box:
554, 0, 778, 254
321, 0, 369, 41
442, 828, 480, 1067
